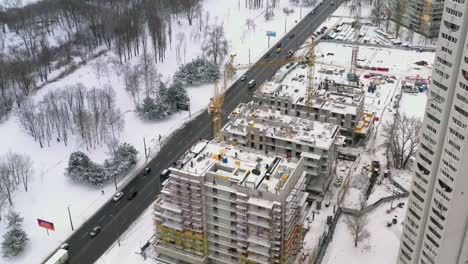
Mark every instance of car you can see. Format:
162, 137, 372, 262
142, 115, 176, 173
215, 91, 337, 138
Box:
276, 42, 282, 48
240, 75, 247, 81
144, 167, 151, 175
127, 191, 138, 200
264, 53, 271, 60
331, 1, 335, 5
60, 243, 69, 250
89, 226, 102, 238
113, 192, 123, 202
160, 169, 171, 181
286, 49, 294, 58
276, 47, 282, 53
289, 33, 295, 38
247, 80, 256, 88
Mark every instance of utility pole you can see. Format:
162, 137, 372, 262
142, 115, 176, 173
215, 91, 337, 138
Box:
300, 4, 303, 19
248, 49, 251, 65
284, 18, 287, 34
143, 137, 148, 160
188, 99, 192, 118
67, 205, 74, 231
113, 176, 118, 190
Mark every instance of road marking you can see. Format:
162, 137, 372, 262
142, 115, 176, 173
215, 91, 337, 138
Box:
98, 215, 106, 222
113, 200, 121, 207
81, 232, 88, 239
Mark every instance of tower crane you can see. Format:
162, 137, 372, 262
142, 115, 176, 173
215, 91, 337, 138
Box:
347, 1, 362, 84
208, 55, 236, 140
209, 37, 316, 139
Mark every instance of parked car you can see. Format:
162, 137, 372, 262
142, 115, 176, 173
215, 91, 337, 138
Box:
331, 1, 335, 5
89, 226, 102, 238
276, 47, 282, 53
113, 192, 123, 202
264, 53, 271, 60
240, 75, 247, 81
276, 42, 282, 48
144, 167, 151, 175
289, 33, 295, 38
286, 49, 294, 58
60, 243, 69, 250
127, 191, 138, 200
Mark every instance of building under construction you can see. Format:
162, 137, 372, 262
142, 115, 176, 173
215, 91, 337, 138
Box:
221, 101, 341, 199
154, 140, 308, 264
389, 0, 444, 38
253, 79, 374, 145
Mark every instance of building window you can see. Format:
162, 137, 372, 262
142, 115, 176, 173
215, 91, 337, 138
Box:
452, 116, 467, 128
426, 113, 441, 124
446, 7, 463, 17
441, 46, 452, 55
436, 56, 453, 67
419, 153, 432, 165
412, 190, 425, 203
443, 20, 460, 32
426, 234, 440, 248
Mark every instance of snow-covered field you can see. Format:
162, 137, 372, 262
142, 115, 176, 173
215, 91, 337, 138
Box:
323, 200, 407, 264
0, 0, 317, 263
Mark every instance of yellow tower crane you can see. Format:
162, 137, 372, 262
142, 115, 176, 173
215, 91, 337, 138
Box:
347, 1, 362, 83
208, 54, 236, 140
209, 37, 316, 138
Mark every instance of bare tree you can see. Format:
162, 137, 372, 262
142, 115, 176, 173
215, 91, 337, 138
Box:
382, 113, 422, 169
0, 163, 15, 206
370, 0, 384, 27
178, 0, 201, 26
392, 0, 406, 38
202, 24, 228, 65
345, 197, 369, 247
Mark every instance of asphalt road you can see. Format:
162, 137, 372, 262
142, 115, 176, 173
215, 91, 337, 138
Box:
60, 1, 344, 263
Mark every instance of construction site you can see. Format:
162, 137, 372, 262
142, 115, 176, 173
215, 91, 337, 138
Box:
151, 1, 436, 263
221, 101, 341, 198
154, 140, 308, 264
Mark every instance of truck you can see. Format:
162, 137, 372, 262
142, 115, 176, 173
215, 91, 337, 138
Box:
45, 249, 68, 264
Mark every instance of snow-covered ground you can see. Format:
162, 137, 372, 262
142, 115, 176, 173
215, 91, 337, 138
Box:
0, 0, 317, 263
323, 200, 407, 264
95, 205, 156, 264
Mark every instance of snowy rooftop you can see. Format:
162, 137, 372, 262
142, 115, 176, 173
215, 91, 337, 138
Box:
174, 140, 297, 195
255, 79, 364, 116
223, 102, 339, 150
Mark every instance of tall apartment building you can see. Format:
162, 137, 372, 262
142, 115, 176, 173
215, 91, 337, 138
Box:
398, 1, 468, 263
154, 140, 308, 264
253, 80, 373, 145
389, 0, 445, 38
221, 101, 340, 198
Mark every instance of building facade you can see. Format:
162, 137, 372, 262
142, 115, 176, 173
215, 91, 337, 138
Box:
253, 80, 372, 145
221, 102, 340, 198
389, 0, 445, 38
154, 140, 308, 264
398, 1, 468, 263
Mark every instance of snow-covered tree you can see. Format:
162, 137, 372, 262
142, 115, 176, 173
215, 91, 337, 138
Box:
173, 57, 220, 86
6, 211, 23, 229
66, 151, 107, 185
1, 227, 29, 258
104, 143, 138, 179
137, 97, 170, 120
165, 80, 189, 110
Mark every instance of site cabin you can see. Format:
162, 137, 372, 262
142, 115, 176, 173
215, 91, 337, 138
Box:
45, 249, 68, 264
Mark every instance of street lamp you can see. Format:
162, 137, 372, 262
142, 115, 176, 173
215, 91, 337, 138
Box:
67, 205, 74, 231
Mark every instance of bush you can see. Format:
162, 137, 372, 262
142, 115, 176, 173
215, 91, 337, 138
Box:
173, 57, 220, 86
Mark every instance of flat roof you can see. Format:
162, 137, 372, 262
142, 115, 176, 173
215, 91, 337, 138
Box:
224, 102, 339, 150
174, 140, 297, 195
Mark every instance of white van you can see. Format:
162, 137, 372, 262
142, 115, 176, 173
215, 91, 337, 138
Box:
247, 80, 256, 88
